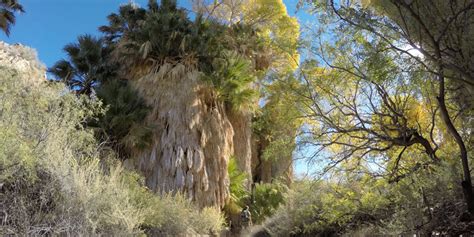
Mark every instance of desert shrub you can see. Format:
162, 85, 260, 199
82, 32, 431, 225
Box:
262, 179, 391, 236
377, 161, 469, 235
261, 180, 326, 236
141, 192, 224, 235
0, 65, 144, 235
262, 160, 471, 236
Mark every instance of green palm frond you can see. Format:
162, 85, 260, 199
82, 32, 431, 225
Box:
94, 79, 152, 158
48, 60, 75, 84
204, 51, 258, 112
49, 34, 111, 95
51, 33, 153, 158
228, 157, 250, 206
0, 0, 23, 36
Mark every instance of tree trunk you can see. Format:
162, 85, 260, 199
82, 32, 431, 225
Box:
251, 132, 294, 185
227, 109, 253, 189
437, 75, 474, 215
129, 65, 234, 208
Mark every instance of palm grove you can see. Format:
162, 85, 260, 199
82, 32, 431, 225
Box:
1, 0, 473, 236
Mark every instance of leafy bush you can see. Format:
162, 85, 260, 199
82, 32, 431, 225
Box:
0, 65, 139, 235
228, 157, 251, 207
250, 182, 287, 224
262, 161, 471, 236
262, 178, 392, 236
141, 192, 224, 235
225, 157, 286, 228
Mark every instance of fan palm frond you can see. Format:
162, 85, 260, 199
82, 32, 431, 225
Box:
0, 0, 23, 36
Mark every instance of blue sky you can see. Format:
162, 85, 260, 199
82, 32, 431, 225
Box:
0, 0, 305, 67
0, 0, 169, 67
0, 0, 315, 177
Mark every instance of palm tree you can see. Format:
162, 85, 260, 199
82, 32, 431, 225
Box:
48, 34, 112, 95
99, 0, 259, 111
99, 0, 195, 66
0, 0, 24, 36
49, 34, 152, 159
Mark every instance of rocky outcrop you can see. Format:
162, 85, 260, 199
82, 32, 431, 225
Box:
0, 42, 45, 83
128, 64, 234, 208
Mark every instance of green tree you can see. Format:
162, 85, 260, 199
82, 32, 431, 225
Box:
252, 75, 304, 183
49, 34, 152, 159
0, 0, 23, 36
48, 35, 112, 95
99, 0, 263, 111
194, 0, 303, 189
302, 0, 474, 215
193, 0, 300, 72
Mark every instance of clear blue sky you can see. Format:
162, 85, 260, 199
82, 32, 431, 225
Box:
0, 0, 305, 67
0, 0, 315, 177
0, 0, 183, 66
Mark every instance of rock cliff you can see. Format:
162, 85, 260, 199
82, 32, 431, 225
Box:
0, 42, 45, 83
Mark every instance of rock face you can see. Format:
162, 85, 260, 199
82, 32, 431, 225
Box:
0, 42, 46, 83
129, 64, 234, 208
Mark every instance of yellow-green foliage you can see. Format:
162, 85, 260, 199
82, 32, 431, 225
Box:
240, 0, 300, 71
262, 161, 465, 236
198, 0, 300, 72
262, 179, 389, 236
141, 192, 224, 235
250, 182, 287, 224
0, 66, 223, 235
